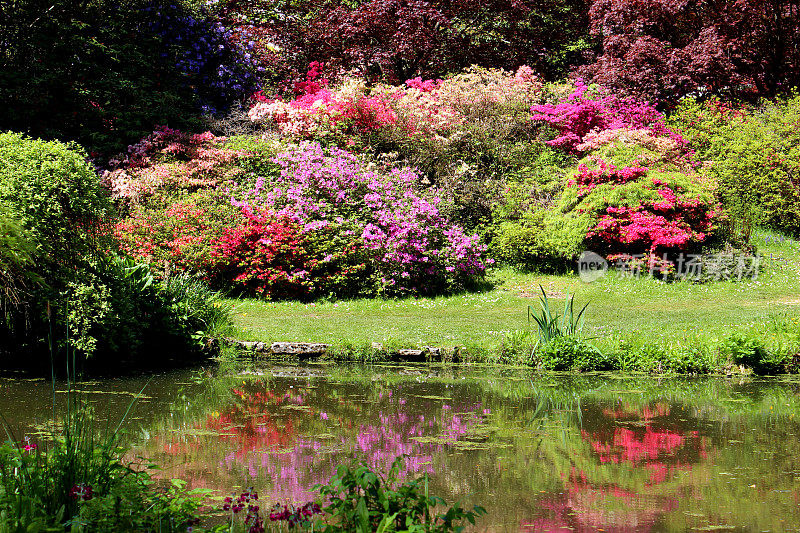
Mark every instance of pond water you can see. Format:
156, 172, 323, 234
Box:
3, 363, 800, 532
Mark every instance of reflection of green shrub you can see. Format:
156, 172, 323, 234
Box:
535, 337, 611, 372
723, 334, 786, 375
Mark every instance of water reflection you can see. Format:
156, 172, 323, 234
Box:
3, 367, 800, 531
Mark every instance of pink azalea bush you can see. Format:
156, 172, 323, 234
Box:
247, 64, 542, 143
531, 80, 687, 153
555, 159, 721, 259
103, 126, 244, 204
231, 142, 488, 296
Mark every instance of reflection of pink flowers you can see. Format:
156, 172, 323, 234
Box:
588, 427, 688, 464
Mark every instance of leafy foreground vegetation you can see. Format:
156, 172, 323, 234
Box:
0, 436, 481, 532
0, 374, 483, 532
228, 229, 800, 375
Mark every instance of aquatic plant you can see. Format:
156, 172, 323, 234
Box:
528, 285, 589, 350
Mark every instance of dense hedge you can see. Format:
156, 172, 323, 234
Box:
0, 133, 228, 372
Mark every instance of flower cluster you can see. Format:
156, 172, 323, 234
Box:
224, 489, 263, 533
570, 160, 649, 196
69, 483, 94, 502
114, 197, 234, 279
145, 2, 259, 114
576, 161, 720, 255
104, 127, 243, 204
248, 64, 541, 142
231, 142, 488, 296
268, 502, 322, 528
531, 79, 686, 153
213, 209, 317, 299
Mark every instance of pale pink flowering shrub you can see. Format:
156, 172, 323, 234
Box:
231, 142, 488, 296
103, 127, 243, 204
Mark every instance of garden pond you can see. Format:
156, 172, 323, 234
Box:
2, 363, 800, 532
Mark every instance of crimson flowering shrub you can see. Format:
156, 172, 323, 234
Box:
559, 159, 720, 258
230, 142, 488, 297
213, 207, 371, 300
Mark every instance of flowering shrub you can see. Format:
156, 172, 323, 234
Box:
212, 207, 371, 300
104, 127, 245, 204
146, 2, 259, 115
531, 79, 686, 153
231, 142, 488, 297
114, 191, 238, 280
567, 160, 720, 257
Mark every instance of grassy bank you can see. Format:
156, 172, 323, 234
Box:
226, 230, 800, 373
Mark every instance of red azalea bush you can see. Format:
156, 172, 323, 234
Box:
212, 206, 371, 300
564, 159, 720, 258
113, 192, 238, 280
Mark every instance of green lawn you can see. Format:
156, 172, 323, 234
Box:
226, 230, 800, 363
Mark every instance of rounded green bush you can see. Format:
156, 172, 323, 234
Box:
0, 131, 111, 286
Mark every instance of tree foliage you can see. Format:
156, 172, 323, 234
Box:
0, 0, 256, 157
213, 0, 591, 84
579, 0, 800, 103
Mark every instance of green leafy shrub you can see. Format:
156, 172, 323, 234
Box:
534, 336, 611, 372
0, 132, 230, 369
723, 334, 787, 375
313, 457, 486, 532
66, 257, 231, 369
670, 95, 800, 239
0, 207, 35, 316
0, 132, 111, 360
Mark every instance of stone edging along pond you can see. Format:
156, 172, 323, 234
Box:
218, 336, 800, 376
221, 338, 457, 363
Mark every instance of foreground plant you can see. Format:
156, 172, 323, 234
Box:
0, 402, 208, 532
313, 458, 486, 532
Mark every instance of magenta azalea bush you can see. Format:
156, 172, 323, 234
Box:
531, 79, 687, 153
231, 142, 488, 296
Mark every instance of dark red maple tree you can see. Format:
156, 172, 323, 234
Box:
212, 0, 591, 84
579, 0, 800, 103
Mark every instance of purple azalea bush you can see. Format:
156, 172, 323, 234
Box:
232, 142, 488, 296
